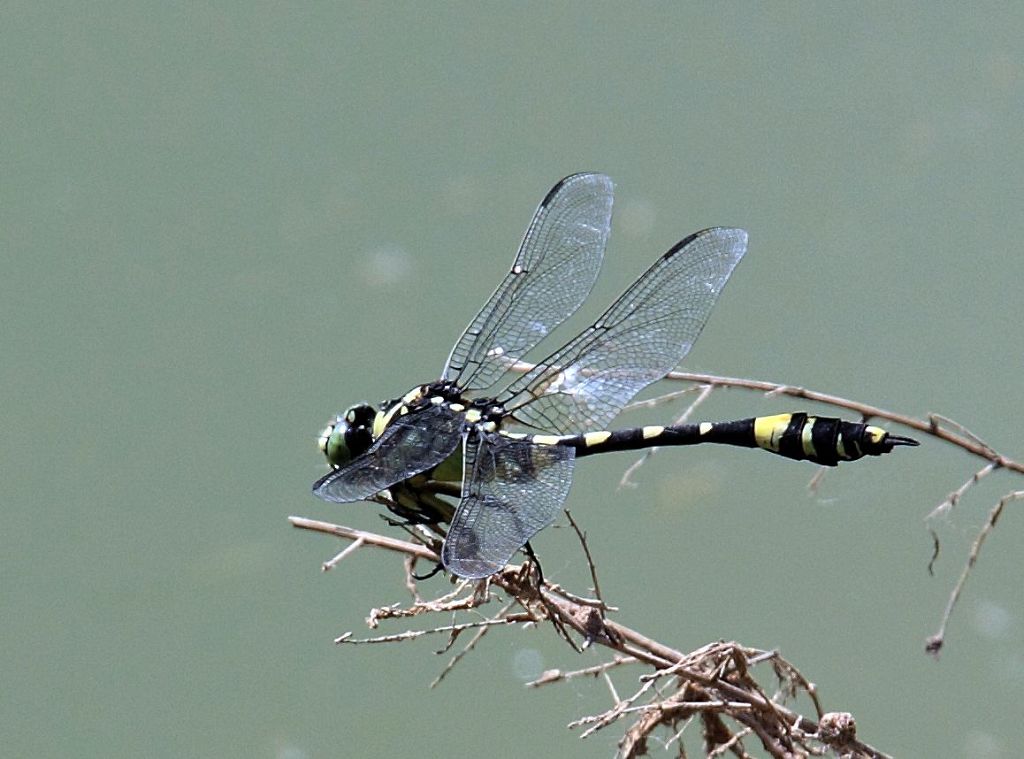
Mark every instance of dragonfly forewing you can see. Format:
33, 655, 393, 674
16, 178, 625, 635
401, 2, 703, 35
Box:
443, 173, 614, 393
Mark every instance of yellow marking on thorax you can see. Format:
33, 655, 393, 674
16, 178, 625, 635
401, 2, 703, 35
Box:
699, 422, 713, 435
463, 408, 481, 423
374, 387, 426, 438
583, 431, 611, 447
373, 405, 398, 438
642, 425, 665, 439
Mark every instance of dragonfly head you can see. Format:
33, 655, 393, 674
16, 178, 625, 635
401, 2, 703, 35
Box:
318, 403, 376, 467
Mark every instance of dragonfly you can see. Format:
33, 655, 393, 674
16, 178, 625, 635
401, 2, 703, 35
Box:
312, 173, 917, 580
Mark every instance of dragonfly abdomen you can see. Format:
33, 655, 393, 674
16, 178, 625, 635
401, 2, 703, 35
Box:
539, 412, 918, 467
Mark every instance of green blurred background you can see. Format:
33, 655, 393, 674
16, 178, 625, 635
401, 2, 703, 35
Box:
4, 3, 1023, 757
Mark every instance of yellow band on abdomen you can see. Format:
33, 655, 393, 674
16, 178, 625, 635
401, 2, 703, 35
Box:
754, 414, 791, 452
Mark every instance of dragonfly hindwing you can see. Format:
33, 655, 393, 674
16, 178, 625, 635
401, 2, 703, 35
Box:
442, 433, 576, 579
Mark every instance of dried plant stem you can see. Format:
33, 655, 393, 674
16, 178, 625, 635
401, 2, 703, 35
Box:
926, 489, 1024, 656
291, 515, 890, 757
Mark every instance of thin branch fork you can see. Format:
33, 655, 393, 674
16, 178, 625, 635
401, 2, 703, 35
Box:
289, 516, 437, 564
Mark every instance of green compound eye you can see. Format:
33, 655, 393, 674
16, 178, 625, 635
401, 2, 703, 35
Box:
318, 404, 375, 468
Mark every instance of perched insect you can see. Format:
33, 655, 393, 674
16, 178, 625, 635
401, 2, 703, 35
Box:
313, 173, 917, 579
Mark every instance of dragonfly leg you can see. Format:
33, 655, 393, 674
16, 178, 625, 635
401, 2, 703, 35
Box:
523, 541, 546, 586
411, 561, 445, 581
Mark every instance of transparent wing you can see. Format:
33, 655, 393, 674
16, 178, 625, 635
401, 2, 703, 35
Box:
442, 173, 614, 392
441, 433, 575, 579
498, 228, 748, 434
312, 404, 464, 503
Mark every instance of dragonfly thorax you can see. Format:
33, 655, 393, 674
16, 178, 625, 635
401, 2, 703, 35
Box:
319, 403, 376, 468
374, 381, 508, 435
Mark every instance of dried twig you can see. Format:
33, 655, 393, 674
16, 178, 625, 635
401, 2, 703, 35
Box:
926, 489, 1024, 657
927, 462, 998, 521
291, 515, 892, 757
563, 509, 607, 610
321, 535, 364, 571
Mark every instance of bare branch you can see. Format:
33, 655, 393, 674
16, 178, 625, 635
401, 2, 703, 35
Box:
564, 509, 607, 609
293, 515, 894, 757
527, 655, 637, 688
431, 599, 516, 688
322, 536, 364, 571
290, 516, 439, 563
926, 489, 1024, 657
927, 462, 997, 521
